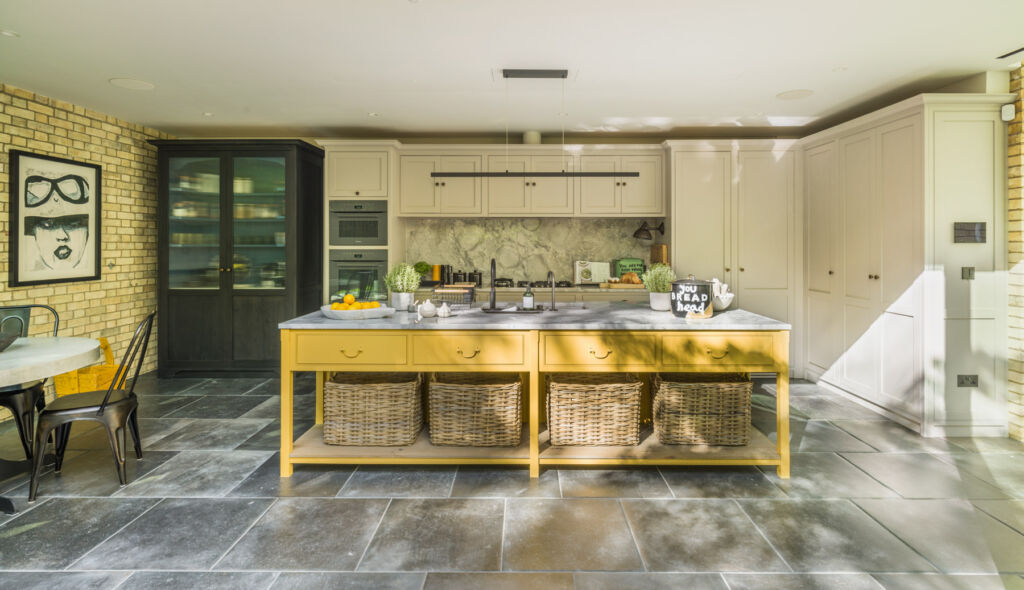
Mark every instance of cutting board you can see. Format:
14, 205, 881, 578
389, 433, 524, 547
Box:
600, 282, 646, 289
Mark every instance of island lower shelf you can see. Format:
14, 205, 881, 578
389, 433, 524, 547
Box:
290, 424, 780, 468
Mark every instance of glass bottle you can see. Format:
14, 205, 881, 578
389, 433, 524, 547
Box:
523, 286, 535, 310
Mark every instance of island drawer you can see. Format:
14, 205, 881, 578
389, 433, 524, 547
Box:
412, 333, 525, 366
661, 333, 775, 369
295, 333, 408, 365
542, 333, 658, 368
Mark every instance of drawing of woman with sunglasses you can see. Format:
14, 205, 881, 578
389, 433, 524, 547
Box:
20, 169, 94, 274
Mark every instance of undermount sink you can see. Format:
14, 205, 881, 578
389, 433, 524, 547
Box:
477, 302, 588, 314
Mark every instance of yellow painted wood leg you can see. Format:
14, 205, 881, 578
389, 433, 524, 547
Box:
315, 371, 325, 425
280, 331, 295, 477
528, 331, 540, 478
775, 333, 791, 479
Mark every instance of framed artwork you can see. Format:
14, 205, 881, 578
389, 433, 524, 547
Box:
8, 150, 102, 287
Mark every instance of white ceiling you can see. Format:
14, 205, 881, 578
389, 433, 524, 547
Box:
1, 0, 1022, 138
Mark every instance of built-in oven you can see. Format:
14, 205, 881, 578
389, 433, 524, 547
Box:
328, 249, 388, 302
329, 200, 387, 246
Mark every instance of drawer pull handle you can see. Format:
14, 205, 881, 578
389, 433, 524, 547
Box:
456, 346, 480, 359
588, 348, 613, 360
339, 348, 363, 359
705, 346, 730, 360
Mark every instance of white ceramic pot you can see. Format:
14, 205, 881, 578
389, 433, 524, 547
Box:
649, 292, 671, 311
391, 292, 414, 310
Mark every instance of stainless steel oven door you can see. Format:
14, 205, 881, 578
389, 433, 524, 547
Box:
329, 200, 387, 246
328, 250, 388, 302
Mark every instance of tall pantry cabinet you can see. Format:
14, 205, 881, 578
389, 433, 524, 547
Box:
667, 141, 801, 373
801, 94, 1011, 437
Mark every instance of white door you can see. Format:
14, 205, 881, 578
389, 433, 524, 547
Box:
578, 156, 619, 214
620, 155, 663, 215
530, 155, 574, 214
438, 156, 482, 214
671, 151, 731, 282
840, 130, 879, 306
877, 116, 922, 315
486, 156, 529, 214
398, 156, 439, 214
807, 291, 842, 378
805, 142, 837, 295
879, 310, 921, 421
326, 151, 388, 197
842, 301, 881, 397
736, 151, 792, 323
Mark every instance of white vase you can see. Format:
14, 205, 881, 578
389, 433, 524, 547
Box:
391, 292, 414, 310
649, 292, 671, 311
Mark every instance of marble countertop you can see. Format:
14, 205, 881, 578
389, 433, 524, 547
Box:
279, 303, 790, 331
417, 286, 649, 293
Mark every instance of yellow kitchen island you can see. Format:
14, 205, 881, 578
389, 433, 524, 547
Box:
279, 304, 790, 479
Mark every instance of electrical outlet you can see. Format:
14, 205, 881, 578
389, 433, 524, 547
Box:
957, 374, 979, 387
961, 267, 975, 280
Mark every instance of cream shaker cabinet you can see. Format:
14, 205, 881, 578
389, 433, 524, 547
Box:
325, 151, 389, 197
486, 154, 573, 215
578, 155, 664, 215
398, 155, 482, 215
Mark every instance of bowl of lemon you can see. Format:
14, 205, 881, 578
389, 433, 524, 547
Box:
321, 294, 396, 320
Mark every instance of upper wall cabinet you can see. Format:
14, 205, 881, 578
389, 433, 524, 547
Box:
399, 155, 482, 215
486, 154, 573, 215
578, 155, 663, 216
326, 151, 388, 197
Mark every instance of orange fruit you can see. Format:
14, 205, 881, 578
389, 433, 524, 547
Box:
330, 302, 342, 310
343, 293, 355, 304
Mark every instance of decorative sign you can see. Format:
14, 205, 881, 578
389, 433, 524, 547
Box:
670, 279, 714, 319
953, 222, 986, 244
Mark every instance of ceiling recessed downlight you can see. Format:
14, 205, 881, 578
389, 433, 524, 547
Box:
108, 78, 155, 90
202, 112, 215, 117
0, 29, 20, 38
776, 89, 814, 100
367, 112, 380, 117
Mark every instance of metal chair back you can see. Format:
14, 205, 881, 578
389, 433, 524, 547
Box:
0, 304, 59, 337
98, 312, 155, 415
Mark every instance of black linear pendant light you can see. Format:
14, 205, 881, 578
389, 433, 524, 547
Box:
430, 69, 641, 179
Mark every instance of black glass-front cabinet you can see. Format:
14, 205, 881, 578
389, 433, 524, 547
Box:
152, 140, 323, 376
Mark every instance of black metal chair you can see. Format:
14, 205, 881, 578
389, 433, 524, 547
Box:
0, 305, 59, 460
28, 312, 155, 502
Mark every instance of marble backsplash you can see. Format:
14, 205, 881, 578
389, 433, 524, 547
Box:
403, 218, 663, 282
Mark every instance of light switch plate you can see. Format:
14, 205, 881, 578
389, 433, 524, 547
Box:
957, 374, 979, 387
962, 266, 975, 280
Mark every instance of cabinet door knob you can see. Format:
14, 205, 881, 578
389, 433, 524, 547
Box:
354, 191, 359, 196
525, 181, 530, 186
434, 182, 439, 187
828, 270, 834, 275
225, 268, 232, 272
725, 267, 731, 272
532, 182, 537, 186
441, 181, 446, 187
622, 181, 627, 186
739, 267, 745, 272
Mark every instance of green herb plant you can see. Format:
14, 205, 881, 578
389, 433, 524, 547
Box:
640, 263, 676, 293
385, 263, 422, 293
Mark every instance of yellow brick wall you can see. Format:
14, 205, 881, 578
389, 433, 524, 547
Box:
1010, 66, 1023, 441
0, 84, 171, 413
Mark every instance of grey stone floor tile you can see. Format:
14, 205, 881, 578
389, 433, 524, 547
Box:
122, 571, 277, 590
621, 499, 789, 572
132, 375, 207, 395
165, 395, 271, 419
148, 418, 272, 451
841, 453, 1009, 499
71, 497, 273, 570
359, 498, 504, 571
761, 380, 827, 397
247, 375, 317, 396
738, 499, 935, 572
931, 453, 1024, 498
271, 572, 426, 590
831, 421, 964, 453
0, 497, 157, 569
449, 467, 561, 498
425, 572, 574, 589
502, 499, 643, 571
871, 573, 1011, 589
1005, 575, 1024, 590
217, 498, 388, 570
228, 453, 353, 497
0, 494, 47, 525
237, 419, 314, 451
0, 571, 132, 590
11, 450, 177, 498
64, 418, 189, 451
759, 453, 899, 498
659, 467, 786, 498
558, 468, 672, 498
947, 437, 1024, 453
788, 395, 891, 421
856, 499, 1024, 573
134, 395, 202, 419
753, 414, 877, 452
973, 499, 1024, 534
339, 466, 456, 497
184, 378, 270, 396
240, 397, 281, 419
723, 573, 883, 589
575, 573, 729, 590
117, 450, 271, 497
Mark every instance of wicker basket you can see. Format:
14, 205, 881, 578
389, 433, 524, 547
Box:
428, 373, 522, 446
653, 373, 751, 446
323, 373, 422, 446
547, 373, 642, 446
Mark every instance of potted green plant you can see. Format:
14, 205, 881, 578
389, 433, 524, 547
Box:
641, 263, 676, 311
385, 263, 421, 310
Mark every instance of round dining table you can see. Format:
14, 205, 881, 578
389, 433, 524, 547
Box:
0, 337, 101, 513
